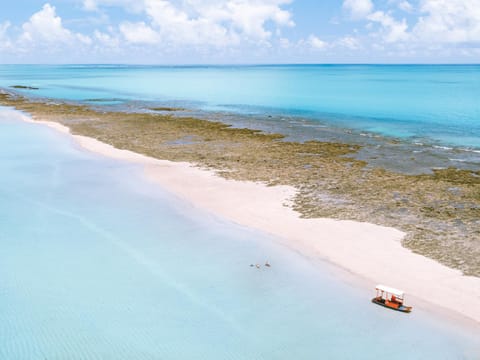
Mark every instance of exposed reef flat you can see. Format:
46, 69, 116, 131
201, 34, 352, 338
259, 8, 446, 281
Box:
10, 85, 39, 90
149, 106, 186, 112
1, 91, 479, 277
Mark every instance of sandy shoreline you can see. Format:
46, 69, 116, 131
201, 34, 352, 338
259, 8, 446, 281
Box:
6, 107, 480, 326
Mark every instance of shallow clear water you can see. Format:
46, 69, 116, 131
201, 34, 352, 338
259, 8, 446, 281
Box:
1, 64, 479, 149
1, 109, 479, 358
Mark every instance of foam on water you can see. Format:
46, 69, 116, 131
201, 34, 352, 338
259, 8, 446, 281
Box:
1, 109, 479, 359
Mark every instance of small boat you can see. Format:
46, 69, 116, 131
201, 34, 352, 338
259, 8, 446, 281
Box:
372, 284, 412, 313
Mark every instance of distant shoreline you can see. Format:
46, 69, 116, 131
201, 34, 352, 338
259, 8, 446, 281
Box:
2, 102, 479, 328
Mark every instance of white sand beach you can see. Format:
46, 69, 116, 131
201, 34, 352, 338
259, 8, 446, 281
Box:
13, 108, 480, 326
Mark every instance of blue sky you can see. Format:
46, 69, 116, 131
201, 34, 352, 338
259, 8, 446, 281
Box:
0, 0, 479, 63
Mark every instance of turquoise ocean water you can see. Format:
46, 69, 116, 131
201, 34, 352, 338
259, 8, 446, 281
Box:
1, 64, 479, 150
1, 109, 479, 358
1, 65, 480, 358
1, 64, 479, 173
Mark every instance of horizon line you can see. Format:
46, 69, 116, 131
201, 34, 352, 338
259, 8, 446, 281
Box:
1, 62, 480, 66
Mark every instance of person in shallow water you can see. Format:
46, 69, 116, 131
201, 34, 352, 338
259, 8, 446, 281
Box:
249, 262, 271, 268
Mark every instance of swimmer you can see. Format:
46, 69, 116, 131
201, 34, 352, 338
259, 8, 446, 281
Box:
265, 261, 271, 267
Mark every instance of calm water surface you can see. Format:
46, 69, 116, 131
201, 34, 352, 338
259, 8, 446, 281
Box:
1, 64, 479, 149
1, 108, 479, 358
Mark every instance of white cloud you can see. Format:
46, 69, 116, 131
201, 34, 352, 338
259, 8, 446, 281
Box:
20, 4, 74, 43
0, 21, 12, 50
342, 0, 409, 44
342, 0, 374, 19
94, 29, 119, 47
0, 21, 10, 38
83, 0, 98, 11
143, 0, 294, 46
223, 0, 294, 39
3, 0, 478, 63
279, 37, 291, 48
83, 0, 144, 12
17, 3, 93, 48
343, 0, 480, 47
337, 35, 361, 49
398, 1, 414, 12
83, 0, 294, 47
412, 0, 480, 43
0, 0, 297, 62
143, 0, 234, 46
7, 3, 95, 61
308, 35, 328, 50
368, 11, 409, 43
119, 21, 160, 44
0, 21, 10, 39
76, 33, 93, 45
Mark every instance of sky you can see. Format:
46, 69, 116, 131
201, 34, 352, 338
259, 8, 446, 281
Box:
0, 0, 479, 64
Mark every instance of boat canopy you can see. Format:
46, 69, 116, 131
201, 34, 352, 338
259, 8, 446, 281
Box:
375, 284, 404, 297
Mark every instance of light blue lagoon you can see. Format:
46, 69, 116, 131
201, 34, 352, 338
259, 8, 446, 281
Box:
1, 109, 479, 358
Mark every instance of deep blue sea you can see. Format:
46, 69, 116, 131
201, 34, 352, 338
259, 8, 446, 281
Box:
1, 108, 479, 358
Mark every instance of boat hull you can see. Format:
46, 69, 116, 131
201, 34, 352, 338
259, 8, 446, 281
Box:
371, 298, 412, 313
